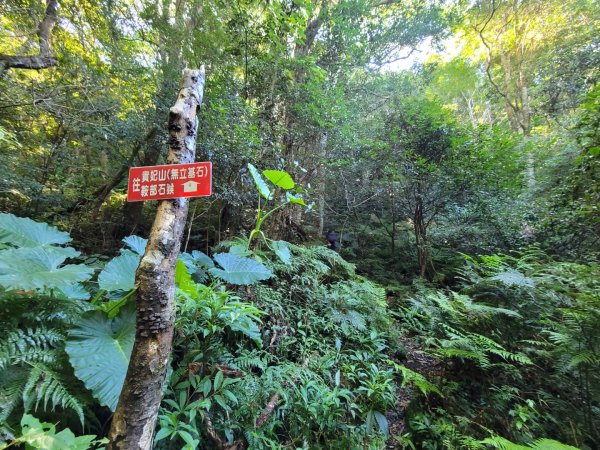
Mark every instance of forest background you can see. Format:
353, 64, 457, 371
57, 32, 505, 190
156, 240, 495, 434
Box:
0, 0, 599, 449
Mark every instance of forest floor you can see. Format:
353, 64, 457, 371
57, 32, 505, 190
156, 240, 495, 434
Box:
386, 331, 442, 449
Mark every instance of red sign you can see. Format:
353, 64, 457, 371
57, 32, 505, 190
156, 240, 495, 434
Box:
127, 162, 212, 202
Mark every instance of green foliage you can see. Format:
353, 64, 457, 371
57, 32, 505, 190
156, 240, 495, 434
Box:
481, 436, 579, 450
65, 304, 136, 412
209, 253, 273, 285
97, 250, 139, 292
0, 295, 92, 436
1, 414, 104, 450
0, 247, 93, 294
246, 164, 305, 247
0, 214, 93, 297
0, 214, 71, 248
0, 0, 598, 448
154, 241, 398, 449
262, 170, 295, 190
247, 163, 273, 201
393, 250, 600, 448
390, 362, 442, 397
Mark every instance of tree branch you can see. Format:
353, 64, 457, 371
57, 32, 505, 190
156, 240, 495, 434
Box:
0, 0, 59, 71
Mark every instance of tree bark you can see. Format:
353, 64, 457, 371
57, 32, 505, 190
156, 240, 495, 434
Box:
0, 0, 59, 73
107, 67, 205, 450
413, 196, 432, 280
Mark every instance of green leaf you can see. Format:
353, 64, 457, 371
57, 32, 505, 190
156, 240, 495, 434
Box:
179, 250, 214, 270
122, 235, 147, 255
481, 436, 579, 450
263, 170, 295, 190
228, 244, 251, 257
0, 247, 93, 293
214, 370, 223, 391
65, 304, 136, 411
154, 427, 171, 442
98, 250, 140, 292
285, 192, 306, 206
178, 430, 196, 447
19, 414, 99, 450
489, 269, 535, 288
248, 163, 272, 200
0, 213, 71, 247
57, 284, 91, 300
271, 240, 292, 264
175, 259, 196, 297
588, 146, 600, 157
191, 250, 214, 268
209, 253, 272, 285
374, 411, 389, 436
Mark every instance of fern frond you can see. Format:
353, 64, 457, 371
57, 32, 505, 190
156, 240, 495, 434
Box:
390, 362, 442, 396
23, 363, 85, 424
481, 436, 579, 450
0, 366, 29, 423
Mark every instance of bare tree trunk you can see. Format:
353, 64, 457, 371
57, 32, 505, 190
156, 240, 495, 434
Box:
413, 196, 431, 280
0, 0, 59, 73
107, 67, 205, 450
317, 131, 328, 237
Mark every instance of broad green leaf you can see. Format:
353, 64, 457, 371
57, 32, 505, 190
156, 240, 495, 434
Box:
229, 244, 251, 257
263, 170, 295, 190
178, 430, 197, 448
285, 192, 306, 206
154, 428, 171, 442
58, 284, 91, 300
271, 240, 292, 264
0, 247, 93, 292
209, 253, 272, 285
66, 304, 136, 411
122, 235, 147, 255
374, 411, 389, 436
214, 370, 224, 391
248, 163, 272, 200
175, 259, 196, 297
19, 414, 99, 450
588, 146, 600, 157
191, 250, 214, 267
179, 250, 214, 270
0, 213, 71, 247
98, 250, 140, 292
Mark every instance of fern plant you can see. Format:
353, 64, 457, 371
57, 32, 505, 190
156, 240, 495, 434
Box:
481, 436, 579, 450
0, 296, 93, 438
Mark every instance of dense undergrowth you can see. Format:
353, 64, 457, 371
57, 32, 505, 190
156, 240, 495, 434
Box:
1, 211, 598, 450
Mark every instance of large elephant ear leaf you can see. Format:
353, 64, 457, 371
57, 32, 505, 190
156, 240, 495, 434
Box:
0, 247, 93, 293
247, 163, 272, 200
209, 253, 272, 285
66, 304, 136, 411
98, 251, 140, 292
263, 170, 295, 190
122, 235, 147, 256
272, 240, 292, 264
0, 213, 72, 247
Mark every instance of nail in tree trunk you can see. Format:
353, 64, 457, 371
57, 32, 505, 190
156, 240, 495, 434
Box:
107, 67, 206, 450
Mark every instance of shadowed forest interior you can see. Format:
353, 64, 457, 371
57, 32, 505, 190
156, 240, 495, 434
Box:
0, 0, 599, 449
